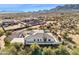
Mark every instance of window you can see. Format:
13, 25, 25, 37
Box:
40, 39, 41, 41
44, 38, 47, 42
38, 39, 39, 41
34, 39, 36, 41
48, 39, 51, 41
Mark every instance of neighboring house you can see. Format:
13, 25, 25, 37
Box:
21, 18, 45, 26
1, 19, 18, 27
0, 35, 6, 49
25, 30, 63, 45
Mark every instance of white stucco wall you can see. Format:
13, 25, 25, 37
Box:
11, 38, 24, 44
25, 33, 57, 43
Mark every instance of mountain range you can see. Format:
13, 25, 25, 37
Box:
36, 4, 79, 13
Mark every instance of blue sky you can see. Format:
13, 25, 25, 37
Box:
0, 4, 64, 12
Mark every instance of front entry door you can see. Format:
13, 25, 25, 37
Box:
44, 38, 47, 42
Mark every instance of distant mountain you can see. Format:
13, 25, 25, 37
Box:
49, 4, 79, 12
54, 4, 79, 10
36, 4, 79, 13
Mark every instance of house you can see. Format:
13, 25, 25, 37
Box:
25, 30, 63, 45
11, 30, 63, 45
21, 18, 45, 26
1, 19, 18, 27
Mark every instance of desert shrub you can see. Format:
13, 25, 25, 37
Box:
4, 37, 11, 46
8, 46, 17, 55
5, 31, 12, 36
27, 28, 33, 31
42, 47, 55, 55
55, 45, 70, 55
2, 42, 25, 55
0, 46, 17, 55
63, 32, 75, 44
11, 42, 24, 52
0, 29, 4, 36
71, 48, 79, 55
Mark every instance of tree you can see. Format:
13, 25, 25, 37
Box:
30, 43, 42, 55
